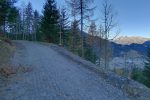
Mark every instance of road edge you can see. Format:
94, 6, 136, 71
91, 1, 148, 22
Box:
49, 44, 150, 100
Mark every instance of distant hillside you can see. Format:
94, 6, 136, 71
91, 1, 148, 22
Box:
84, 33, 150, 57
111, 41, 150, 57
86, 36, 150, 57
114, 36, 150, 45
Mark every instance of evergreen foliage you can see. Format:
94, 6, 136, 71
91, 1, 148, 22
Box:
68, 20, 81, 53
0, 0, 18, 31
131, 68, 144, 83
0, 0, 101, 65
143, 49, 150, 87
25, 2, 33, 34
59, 7, 69, 46
84, 46, 97, 64
33, 10, 40, 41
41, 0, 59, 43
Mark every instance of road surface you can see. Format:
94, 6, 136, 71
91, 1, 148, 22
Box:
0, 41, 129, 100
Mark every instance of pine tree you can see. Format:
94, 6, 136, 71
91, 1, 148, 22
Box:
0, 0, 18, 32
10, 10, 21, 40
87, 21, 97, 63
59, 7, 69, 46
84, 46, 97, 64
33, 10, 40, 41
143, 49, 150, 87
19, 2, 26, 40
88, 21, 97, 45
69, 20, 81, 54
25, 2, 33, 35
41, 0, 59, 43
16, 11, 22, 35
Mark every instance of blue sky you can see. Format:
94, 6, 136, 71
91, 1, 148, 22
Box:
16, 0, 150, 38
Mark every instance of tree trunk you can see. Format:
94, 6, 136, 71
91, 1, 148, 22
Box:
80, 0, 84, 58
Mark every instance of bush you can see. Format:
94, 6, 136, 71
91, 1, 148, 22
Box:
84, 46, 97, 64
131, 68, 144, 83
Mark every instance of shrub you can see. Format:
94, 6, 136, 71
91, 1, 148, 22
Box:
131, 68, 144, 83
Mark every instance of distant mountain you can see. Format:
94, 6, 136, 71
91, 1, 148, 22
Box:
114, 36, 150, 45
85, 34, 150, 69
90, 37, 150, 57
111, 41, 150, 57
84, 33, 150, 57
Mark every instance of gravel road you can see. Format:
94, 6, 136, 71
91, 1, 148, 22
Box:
0, 40, 129, 100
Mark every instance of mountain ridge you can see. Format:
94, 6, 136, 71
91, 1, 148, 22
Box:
114, 36, 150, 45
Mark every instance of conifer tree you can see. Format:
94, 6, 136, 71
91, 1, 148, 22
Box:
33, 10, 40, 41
59, 7, 69, 46
0, 0, 18, 32
10, 10, 21, 40
143, 49, 150, 87
25, 2, 33, 35
41, 0, 59, 43
69, 20, 81, 54
88, 21, 97, 45
87, 21, 97, 62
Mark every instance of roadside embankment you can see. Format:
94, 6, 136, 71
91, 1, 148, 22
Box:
0, 37, 15, 64
50, 44, 150, 100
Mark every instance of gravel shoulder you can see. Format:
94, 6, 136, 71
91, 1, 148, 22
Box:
1, 40, 129, 100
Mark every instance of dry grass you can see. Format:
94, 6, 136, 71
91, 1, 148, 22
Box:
0, 36, 32, 77
0, 39, 15, 64
0, 64, 32, 77
114, 68, 124, 76
0, 34, 13, 45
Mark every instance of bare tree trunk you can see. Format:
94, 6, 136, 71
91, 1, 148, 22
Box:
99, 37, 102, 67
3, 22, 5, 34
35, 33, 37, 41
80, 0, 84, 58
100, 0, 118, 70
59, 29, 62, 46
104, 40, 107, 69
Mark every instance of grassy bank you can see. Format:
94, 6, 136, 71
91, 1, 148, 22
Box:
0, 36, 15, 64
